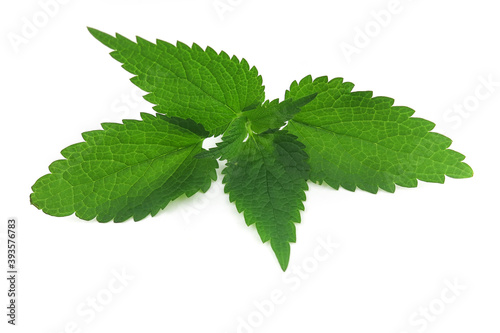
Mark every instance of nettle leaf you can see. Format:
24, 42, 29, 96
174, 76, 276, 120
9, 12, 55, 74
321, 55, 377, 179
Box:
196, 116, 248, 160
88, 27, 265, 136
31, 30, 474, 271
244, 94, 317, 133
222, 131, 309, 270
31, 113, 217, 222
286, 76, 473, 194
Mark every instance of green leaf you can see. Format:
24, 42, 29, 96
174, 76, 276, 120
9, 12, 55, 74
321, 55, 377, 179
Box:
244, 94, 317, 133
286, 76, 473, 194
30, 113, 218, 222
88, 28, 265, 136
31, 33, 475, 271
198, 92, 317, 160
196, 116, 248, 160
222, 131, 309, 270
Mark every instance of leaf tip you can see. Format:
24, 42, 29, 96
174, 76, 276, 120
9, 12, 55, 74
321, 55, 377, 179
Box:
271, 240, 291, 271
450, 162, 474, 179
88, 27, 118, 50
278, 255, 290, 271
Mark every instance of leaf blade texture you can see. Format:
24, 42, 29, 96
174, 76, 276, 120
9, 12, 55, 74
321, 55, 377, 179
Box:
222, 131, 309, 270
30, 113, 218, 222
244, 93, 317, 133
286, 76, 473, 194
88, 28, 265, 136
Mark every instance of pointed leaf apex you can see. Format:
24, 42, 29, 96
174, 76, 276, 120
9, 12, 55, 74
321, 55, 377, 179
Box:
88, 27, 119, 50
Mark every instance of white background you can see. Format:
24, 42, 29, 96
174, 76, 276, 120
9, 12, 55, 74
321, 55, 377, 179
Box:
1, 0, 499, 332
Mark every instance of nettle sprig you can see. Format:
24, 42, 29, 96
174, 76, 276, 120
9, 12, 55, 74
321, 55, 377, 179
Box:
31, 28, 473, 270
